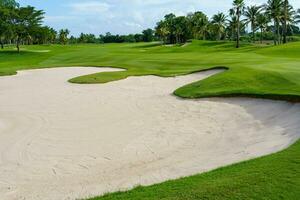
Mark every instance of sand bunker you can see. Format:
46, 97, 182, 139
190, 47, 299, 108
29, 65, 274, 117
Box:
0, 67, 299, 200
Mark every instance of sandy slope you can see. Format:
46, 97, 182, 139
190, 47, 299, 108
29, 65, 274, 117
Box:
0, 67, 299, 200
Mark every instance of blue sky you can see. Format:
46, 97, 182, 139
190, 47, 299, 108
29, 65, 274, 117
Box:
18, 0, 300, 36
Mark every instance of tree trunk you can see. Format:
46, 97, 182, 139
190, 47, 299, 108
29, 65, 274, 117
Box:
252, 23, 256, 43
283, 21, 287, 44
0, 41, 3, 49
277, 21, 280, 45
16, 38, 20, 53
273, 21, 277, 45
260, 29, 263, 44
283, 0, 288, 44
236, 8, 240, 48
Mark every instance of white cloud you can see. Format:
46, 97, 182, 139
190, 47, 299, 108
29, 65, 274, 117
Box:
69, 1, 111, 14
124, 22, 142, 28
20, 0, 300, 36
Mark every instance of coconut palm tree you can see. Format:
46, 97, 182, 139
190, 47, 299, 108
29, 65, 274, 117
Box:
282, 0, 288, 43
211, 12, 227, 40
281, 0, 295, 43
265, 0, 283, 45
187, 11, 209, 40
155, 20, 170, 44
231, 0, 245, 48
256, 14, 270, 43
59, 29, 70, 45
295, 9, 300, 23
244, 5, 261, 42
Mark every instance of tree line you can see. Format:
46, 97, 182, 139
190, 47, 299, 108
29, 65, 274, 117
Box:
0, 0, 58, 51
155, 0, 300, 47
1, 0, 300, 51
68, 29, 156, 44
0, 0, 156, 50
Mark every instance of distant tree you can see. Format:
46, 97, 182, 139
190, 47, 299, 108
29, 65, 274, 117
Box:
211, 12, 227, 40
296, 9, 300, 23
142, 29, 154, 42
0, 0, 18, 7
187, 11, 209, 40
244, 5, 261, 42
227, 15, 238, 41
59, 29, 70, 45
281, 0, 295, 43
0, 6, 9, 48
164, 13, 176, 44
231, 0, 245, 48
78, 33, 97, 43
13, 6, 44, 52
173, 16, 189, 43
155, 20, 170, 44
257, 14, 270, 43
31, 26, 57, 44
134, 34, 143, 42
265, 0, 284, 45
0, 0, 18, 49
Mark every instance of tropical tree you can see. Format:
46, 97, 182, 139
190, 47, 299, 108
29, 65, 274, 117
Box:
244, 5, 261, 42
0, 0, 18, 49
142, 28, 154, 42
164, 13, 176, 44
59, 29, 70, 45
231, 0, 245, 48
281, 0, 295, 43
257, 14, 270, 43
296, 9, 300, 23
187, 11, 209, 40
155, 20, 170, 44
265, 0, 283, 45
12, 6, 44, 52
0, 6, 10, 48
211, 12, 227, 40
173, 16, 188, 43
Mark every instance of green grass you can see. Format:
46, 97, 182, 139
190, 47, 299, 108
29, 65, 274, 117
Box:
1, 40, 300, 199
1, 41, 300, 101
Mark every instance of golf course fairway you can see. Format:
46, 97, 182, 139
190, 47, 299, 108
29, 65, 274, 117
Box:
0, 41, 299, 199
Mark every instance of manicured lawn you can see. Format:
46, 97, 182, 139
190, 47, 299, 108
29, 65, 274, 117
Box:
1, 41, 300, 101
1, 40, 300, 199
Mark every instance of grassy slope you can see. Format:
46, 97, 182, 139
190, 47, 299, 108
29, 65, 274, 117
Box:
1, 41, 300, 199
1, 41, 300, 101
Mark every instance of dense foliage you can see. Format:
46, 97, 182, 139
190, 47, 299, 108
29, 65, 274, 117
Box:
0, 0, 300, 51
155, 0, 300, 47
0, 0, 57, 51
69, 29, 156, 44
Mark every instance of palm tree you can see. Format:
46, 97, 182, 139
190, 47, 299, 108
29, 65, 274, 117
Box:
231, 0, 245, 48
59, 29, 70, 45
244, 5, 261, 42
295, 9, 300, 23
256, 14, 270, 43
281, 1, 295, 43
155, 20, 170, 44
265, 0, 283, 45
174, 16, 187, 43
211, 12, 227, 40
187, 12, 209, 40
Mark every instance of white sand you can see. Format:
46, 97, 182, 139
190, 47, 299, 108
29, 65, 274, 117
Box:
0, 67, 299, 200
